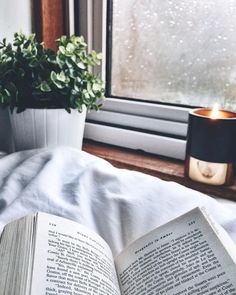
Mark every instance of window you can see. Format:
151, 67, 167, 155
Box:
74, 0, 236, 160
110, 0, 236, 110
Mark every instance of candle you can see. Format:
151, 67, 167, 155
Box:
192, 106, 236, 120
210, 103, 219, 119
185, 106, 236, 186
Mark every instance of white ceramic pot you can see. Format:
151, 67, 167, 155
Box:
9, 106, 87, 151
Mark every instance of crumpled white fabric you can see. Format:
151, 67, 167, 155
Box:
0, 147, 235, 256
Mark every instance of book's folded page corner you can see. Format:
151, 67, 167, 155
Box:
190, 206, 205, 214
199, 205, 236, 263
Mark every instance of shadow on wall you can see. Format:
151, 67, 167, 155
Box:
0, 109, 14, 153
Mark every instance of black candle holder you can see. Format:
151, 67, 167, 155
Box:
185, 108, 236, 186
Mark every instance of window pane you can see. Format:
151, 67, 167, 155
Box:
110, 0, 236, 110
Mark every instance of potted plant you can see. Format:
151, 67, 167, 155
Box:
0, 32, 105, 151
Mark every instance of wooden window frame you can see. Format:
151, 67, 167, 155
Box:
32, 0, 69, 50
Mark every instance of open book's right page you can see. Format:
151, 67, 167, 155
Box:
115, 208, 236, 295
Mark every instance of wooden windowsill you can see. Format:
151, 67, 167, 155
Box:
83, 140, 236, 201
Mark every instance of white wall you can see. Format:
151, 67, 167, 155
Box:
0, 0, 32, 41
0, 0, 32, 152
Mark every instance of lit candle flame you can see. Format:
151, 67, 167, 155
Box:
210, 103, 219, 119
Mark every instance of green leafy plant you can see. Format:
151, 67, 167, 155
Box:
0, 32, 105, 113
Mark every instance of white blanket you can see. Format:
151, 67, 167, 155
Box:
0, 147, 235, 256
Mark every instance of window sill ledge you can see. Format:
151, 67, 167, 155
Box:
83, 140, 236, 201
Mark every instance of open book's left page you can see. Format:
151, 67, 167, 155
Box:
30, 213, 121, 295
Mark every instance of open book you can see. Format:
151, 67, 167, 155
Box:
0, 207, 236, 295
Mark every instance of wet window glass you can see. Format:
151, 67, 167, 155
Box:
110, 0, 236, 110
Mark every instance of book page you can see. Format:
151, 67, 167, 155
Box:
115, 208, 236, 295
30, 213, 121, 295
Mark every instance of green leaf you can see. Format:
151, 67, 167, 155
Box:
59, 46, 66, 55
6, 82, 17, 93
65, 59, 74, 68
50, 71, 57, 82
40, 81, 51, 92
0, 33, 105, 112
57, 71, 66, 82
51, 77, 64, 89
68, 69, 77, 78
92, 83, 101, 92
77, 62, 86, 69
56, 55, 65, 68
4, 89, 10, 96
66, 43, 75, 53
87, 82, 92, 92
97, 53, 103, 60
59, 36, 67, 46
29, 58, 38, 67
0, 94, 4, 104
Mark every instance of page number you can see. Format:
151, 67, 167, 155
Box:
188, 221, 195, 226
49, 223, 56, 227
